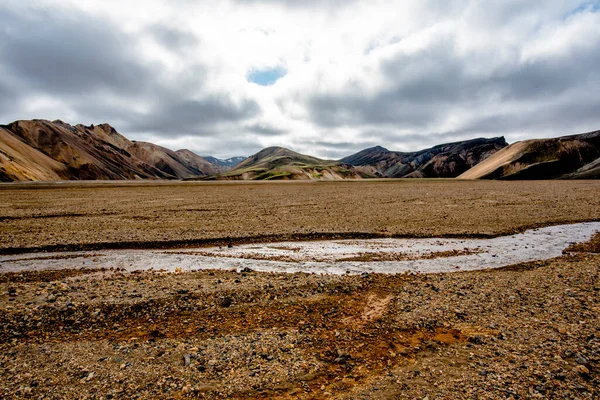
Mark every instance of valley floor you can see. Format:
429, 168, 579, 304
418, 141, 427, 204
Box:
1, 250, 598, 399
0, 180, 599, 398
1, 180, 600, 252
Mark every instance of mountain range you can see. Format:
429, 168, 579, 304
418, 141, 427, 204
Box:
340, 137, 507, 178
459, 130, 600, 179
1, 119, 599, 181
0, 120, 227, 181
205, 146, 367, 180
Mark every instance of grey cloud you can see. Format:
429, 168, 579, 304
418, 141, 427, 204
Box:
1, 1, 600, 159
308, 21, 600, 147
308, 39, 472, 128
0, 4, 262, 146
0, 78, 17, 113
128, 97, 260, 137
231, 0, 358, 8
456, 93, 600, 139
313, 141, 378, 150
311, 140, 382, 160
246, 123, 287, 136
190, 137, 262, 159
488, 49, 600, 102
0, 6, 152, 96
148, 25, 200, 50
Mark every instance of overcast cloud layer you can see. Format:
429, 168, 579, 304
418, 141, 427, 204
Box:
1, 0, 599, 158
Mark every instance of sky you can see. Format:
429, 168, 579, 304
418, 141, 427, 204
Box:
1, 0, 599, 159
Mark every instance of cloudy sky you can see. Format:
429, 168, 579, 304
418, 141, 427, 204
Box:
1, 0, 599, 159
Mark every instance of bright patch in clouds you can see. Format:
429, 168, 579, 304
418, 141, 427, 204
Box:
0, 0, 599, 158
247, 68, 287, 86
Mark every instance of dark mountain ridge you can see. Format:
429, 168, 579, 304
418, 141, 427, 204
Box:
340, 137, 508, 178
459, 130, 600, 180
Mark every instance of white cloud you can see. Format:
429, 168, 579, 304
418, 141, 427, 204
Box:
0, 0, 599, 158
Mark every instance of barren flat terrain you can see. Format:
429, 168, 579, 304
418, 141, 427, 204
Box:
1, 180, 599, 399
1, 180, 600, 252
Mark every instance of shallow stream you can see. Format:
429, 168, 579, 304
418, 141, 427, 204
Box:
1, 222, 599, 275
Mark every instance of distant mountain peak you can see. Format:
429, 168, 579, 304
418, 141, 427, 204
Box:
253, 146, 295, 157
202, 155, 246, 168
341, 137, 508, 178
211, 145, 364, 181
370, 145, 389, 152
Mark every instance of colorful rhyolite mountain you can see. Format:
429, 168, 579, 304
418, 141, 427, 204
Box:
1, 120, 598, 181
0, 120, 237, 181
340, 137, 508, 178
459, 130, 600, 179
210, 146, 368, 180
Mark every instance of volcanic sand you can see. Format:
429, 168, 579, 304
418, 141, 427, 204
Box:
1, 179, 600, 252
1, 180, 599, 399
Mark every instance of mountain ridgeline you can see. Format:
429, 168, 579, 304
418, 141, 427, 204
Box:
340, 137, 508, 178
210, 137, 509, 181
1, 119, 599, 181
210, 146, 366, 180
459, 130, 600, 180
0, 120, 238, 181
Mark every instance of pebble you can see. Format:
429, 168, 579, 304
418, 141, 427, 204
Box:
575, 365, 590, 375
574, 353, 588, 365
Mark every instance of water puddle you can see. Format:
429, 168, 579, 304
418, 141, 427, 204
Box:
1, 222, 599, 275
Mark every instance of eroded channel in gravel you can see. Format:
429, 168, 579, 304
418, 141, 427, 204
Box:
1, 222, 599, 275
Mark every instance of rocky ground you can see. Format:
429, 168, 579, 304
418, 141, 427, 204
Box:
1, 180, 600, 253
1, 248, 598, 399
1, 180, 599, 398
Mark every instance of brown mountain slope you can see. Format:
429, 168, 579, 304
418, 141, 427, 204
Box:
211, 146, 371, 180
0, 120, 222, 181
340, 137, 507, 178
0, 127, 67, 181
459, 130, 600, 180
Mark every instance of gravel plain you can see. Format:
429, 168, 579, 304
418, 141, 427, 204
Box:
0, 180, 599, 399
1, 180, 600, 252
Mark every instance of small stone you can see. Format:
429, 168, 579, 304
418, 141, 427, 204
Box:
183, 354, 192, 367
46, 294, 56, 303
468, 336, 484, 345
575, 365, 590, 375
574, 353, 588, 365
218, 297, 233, 308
